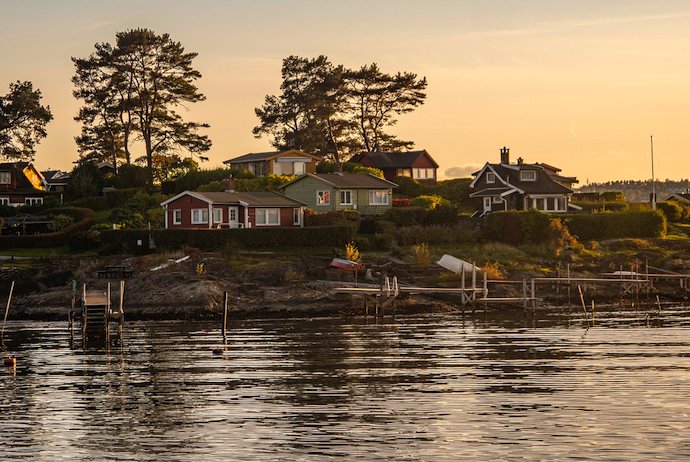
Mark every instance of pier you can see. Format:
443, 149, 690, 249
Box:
79, 281, 125, 338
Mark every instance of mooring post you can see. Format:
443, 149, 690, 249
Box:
461, 265, 466, 307
567, 263, 571, 309
119, 280, 125, 328
483, 271, 488, 312
471, 262, 477, 306
556, 262, 561, 306
1, 281, 15, 348
522, 279, 528, 314
531, 278, 536, 312
222, 291, 228, 340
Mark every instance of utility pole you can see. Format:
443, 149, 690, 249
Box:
650, 135, 656, 210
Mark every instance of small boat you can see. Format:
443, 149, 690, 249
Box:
330, 257, 363, 271
436, 254, 480, 274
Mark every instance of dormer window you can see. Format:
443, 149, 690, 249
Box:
486, 172, 495, 184
0, 172, 10, 184
520, 170, 536, 181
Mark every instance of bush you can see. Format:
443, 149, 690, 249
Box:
396, 223, 478, 245
561, 211, 666, 240
383, 206, 428, 226
481, 210, 551, 245
410, 195, 450, 210
304, 209, 360, 228
392, 176, 428, 197
100, 225, 358, 253
570, 200, 627, 212
0, 207, 96, 248
392, 198, 412, 207
162, 167, 236, 194
657, 201, 689, 223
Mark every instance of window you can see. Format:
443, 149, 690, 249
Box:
483, 197, 491, 210
413, 168, 429, 180
339, 190, 352, 205
294, 162, 306, 175
191, 208, 209, 224
486, 172, 495, 184
212, 208, 223, 224
557, 197, 566, 211
396, 168, 411, 177
316, 190, 330, 206
229, 208, 237, 222
368, 190, 389, 205
492, 196, 502, 203
426, 168, 436, 179
0, 172, 10, 184
0, 198, 8, 205
173, 209, 182, 225
25, 197, 43, 206
256, 208, 280, 226
520, 170, 536, 181
293, 208, 302, 225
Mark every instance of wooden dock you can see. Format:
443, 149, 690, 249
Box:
80, 281, 125, 338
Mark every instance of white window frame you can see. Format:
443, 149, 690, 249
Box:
212, 208, 223, 224
486, 172, 495, 184
0, 172, 11, 184
293, 207, 302, 225
0, 197, 8, 206
492, 196, 502, 204
25, 197, 43, 206
368, 190, 389, 206
316, 190, 330, 206
483, 197, 491, 211
520, 170, 537, 181
339, 190, 352, 205
173, 209, 182, 225
426, 168, 436, 179
191, 208, 209, 224
256, 208, 280, 226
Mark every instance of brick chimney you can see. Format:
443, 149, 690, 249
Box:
500, 146, 510, 164
224, 177, 235, 193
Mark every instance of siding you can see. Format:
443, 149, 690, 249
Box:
283, 177, 392, 216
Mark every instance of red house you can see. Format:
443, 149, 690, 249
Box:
0, 162, 48, 206
349, 150, 439, 183
160, 190, 306, 229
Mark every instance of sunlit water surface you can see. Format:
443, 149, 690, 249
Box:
2, 308, 690, 461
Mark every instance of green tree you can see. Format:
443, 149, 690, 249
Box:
72, 28, 211, 184
0, 81, 53, 161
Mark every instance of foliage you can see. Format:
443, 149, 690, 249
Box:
304, 209, 360, 228
482, 210, 552, 245
392, 198, 411, 207
0, 207, 95, 248
392, 176, 428, 197
545, 219, 583, 256
656, 200, 690, 223
52, 214, 74, 231
316, 160, 383, 177
413, 242, 431, 267
561, 211, 667, 240
163, 167, 234, 194
482, 261, 504, 280
410, 194, 450, 210
70, 187, 145, 211
235, 174, 294, 192
72, 28, 211, 184
110, 164, 149, 188
65, 161, 106, 200
253, 55, 427, 170
382, 206, 429, 226
570, 200, 627, 212
0, 81, 53, 161
100, 225, 357, 253
345, 241, 361, 263
396, 224, 478, 246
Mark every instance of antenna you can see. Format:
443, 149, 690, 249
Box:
650, 135, 656, 210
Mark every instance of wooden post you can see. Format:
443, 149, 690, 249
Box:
531, 278, 536, 311
461, 265, 466, 307
483, 271, 488, 313
556, 262, 561, 306
522, 279, 528, 314
577, 285, 588, 321
591, 300, 596, 325
471, 262, 477, 306
105, 282, 111, 339
222, 291, 228, 339
1, 281, 15, 347
567, 264, 571, 308
119, 280, 125, 328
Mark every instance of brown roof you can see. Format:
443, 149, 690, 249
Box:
285, 173, 397, 189
224, 149, 321, 164
164, 191, 304, 207
349, 150, 439, 169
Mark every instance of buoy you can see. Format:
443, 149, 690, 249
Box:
3, 357, 16, 367
212, 348, 223, 355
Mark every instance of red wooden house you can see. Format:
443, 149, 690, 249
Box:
0, 162, 48, 206
349, 150, 439, 183
161, 190, 306, 229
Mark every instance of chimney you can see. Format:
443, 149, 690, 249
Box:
500, 146, 510, 164
517, 157, 523, 165
224, 176, 235, 193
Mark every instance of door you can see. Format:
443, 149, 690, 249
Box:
483, 197, 491, 212
228, 206, 239, 228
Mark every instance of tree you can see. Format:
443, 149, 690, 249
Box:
253, 56, 427, 168
0, 81, 53, 161
72, 28, 211, 184
346, 64, 427, 152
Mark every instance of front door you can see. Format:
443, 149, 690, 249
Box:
228, 206, 239, 228
483, 197, 491, 212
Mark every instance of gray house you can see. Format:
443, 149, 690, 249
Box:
281, 173, 397, 216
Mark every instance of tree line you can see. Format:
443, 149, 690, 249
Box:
0, 28, 427, 185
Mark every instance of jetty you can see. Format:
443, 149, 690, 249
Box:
79, 281, 125, 338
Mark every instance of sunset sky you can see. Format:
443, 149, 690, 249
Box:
2, 0, 689, 183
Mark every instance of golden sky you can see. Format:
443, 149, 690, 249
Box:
2, 0, 689, 183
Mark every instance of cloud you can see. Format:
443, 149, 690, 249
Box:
444, 164, 482, 179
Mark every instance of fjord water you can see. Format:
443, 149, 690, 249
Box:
2, 309, 690, 461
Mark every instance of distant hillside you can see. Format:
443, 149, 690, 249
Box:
577, 179, 690, 203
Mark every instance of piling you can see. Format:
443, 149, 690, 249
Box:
222, 291, 228, 339
1, 281, 15, 348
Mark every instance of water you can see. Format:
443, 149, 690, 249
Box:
2, 308, 690, 460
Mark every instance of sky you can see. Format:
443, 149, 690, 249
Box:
1, 0, 690, 183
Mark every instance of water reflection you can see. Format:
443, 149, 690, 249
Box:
2, 309, 690, 460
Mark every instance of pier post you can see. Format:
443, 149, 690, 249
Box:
222, 291, 228, 340
461, 265, 466, 307
531, 278, 536, 312
567, 264, 571, 309
522, 279, 528, 314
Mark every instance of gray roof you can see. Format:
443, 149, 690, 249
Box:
192, 191, 304, 207
224, 149, 320, 164
473, 163, 573, 196
284, 173, 397, 190
349, 150, 439, 169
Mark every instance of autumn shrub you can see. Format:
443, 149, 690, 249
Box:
410, 195, 450, 210
413, 242, 431, 267
396, 224, 478, 245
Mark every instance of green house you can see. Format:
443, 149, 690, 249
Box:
281, 173, 397, 216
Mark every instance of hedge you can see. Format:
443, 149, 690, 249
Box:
561, 211, 666, 240
481, 210, 551, 245
0, 207, 96, 248
70, 188, 146, 211
100, 225, 357, 253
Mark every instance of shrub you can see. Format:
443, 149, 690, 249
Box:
392, 198, 412, 207
392, 176, 428, 197
396, 224, 478, 245
0, 207, 96, 248
413, 242, 431, 267
481, 210, 551, 245
345, 241, 361, 262
561, 211, 666, 240
374, 220, 396, 235
304, 209, 360, 228
546, 219, 583, 256
425, 204, 459, 225
383, 206, 428, 226
657, 201, 687, 223
52, 214, 74, 231
410, 195, 450, 210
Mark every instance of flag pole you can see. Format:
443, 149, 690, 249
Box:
650, 135, 656, 210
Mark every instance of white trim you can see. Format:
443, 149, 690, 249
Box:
161, 190, 215, 207
520, 170, 537, 181
212, 207, 223, 225
255, 208, 281, 226
368, 189, 389, 206
191, 208, 209, 224
164, 204, 169, 228
24, 197, 43, 206
486, 172, 495, 184
339, 189, 353, 205
172, 209, 182, 225
470, 163, 508, 188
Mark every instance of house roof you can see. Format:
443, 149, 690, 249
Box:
0, 162, 46, 193
667, 193, 690, 203
161, 190, 305, 207
223, 149, 321, 165
349, 150, 439, 169
281, 173, 398, 190
471, 161, 573, 196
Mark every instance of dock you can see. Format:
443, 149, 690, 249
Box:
80, 281, 125, 338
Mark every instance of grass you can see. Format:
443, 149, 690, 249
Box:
0, 246, 73, 257
94, 209, 112, 224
